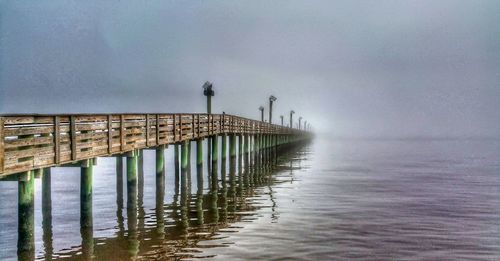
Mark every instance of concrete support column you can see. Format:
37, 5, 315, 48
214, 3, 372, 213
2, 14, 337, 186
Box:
116, 157, 124, 210
239, 134, 249, 169
80, 159, 93, 228
155, 146, 166, 237
252, 135, 255, 164
156, 146, 165, 178
221, 135, 227, 181
238, 134, 243, 171
181, 141, 190, 189
196, 139, 205, 226
221, 134, 227, 161
196, 176, 204, 225
265, 134, 269, 166
196, 139, 203, 172
181, 141, 189, 172
42, 168, 53, 260
211, 135, 218, 189
127, 151, 138, 187
126, 151, 139, 259
18, 170, 35, 259
180, 169, 189, 232
260, 135, 265, 167
187, 141, 192, 175
255, 134, 260, 167
80, 159, 94, 258
230, 135, 237, 179
174, 144, 180, 185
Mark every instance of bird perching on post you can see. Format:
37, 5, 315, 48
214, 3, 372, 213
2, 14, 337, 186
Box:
259, 106, 265, 122
203, 81, 214, 114
299, 117, 303, 130
280, 115, 284, 126
290, 110, 295, 129
268, 95, 277, 124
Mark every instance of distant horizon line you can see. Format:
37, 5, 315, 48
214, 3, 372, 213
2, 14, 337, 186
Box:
314, 134, 500, 141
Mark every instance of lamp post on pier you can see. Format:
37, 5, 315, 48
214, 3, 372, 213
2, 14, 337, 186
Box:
203, 81, 214, 114
289, 110, 295, 129
280, 115, 284, 126
299, 117, 303, 130
268, 95, 277, 124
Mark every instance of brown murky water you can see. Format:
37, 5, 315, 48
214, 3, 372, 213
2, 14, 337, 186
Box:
1, 137, 500, 260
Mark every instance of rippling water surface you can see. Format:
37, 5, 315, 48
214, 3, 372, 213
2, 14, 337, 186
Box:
1, 137, 500, 260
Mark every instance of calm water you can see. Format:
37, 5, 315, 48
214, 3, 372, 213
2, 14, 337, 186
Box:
1, 137, 500, 260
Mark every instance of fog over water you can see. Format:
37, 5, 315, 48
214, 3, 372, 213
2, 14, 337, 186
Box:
1, 2, 500, 260
1, 0, 499, 137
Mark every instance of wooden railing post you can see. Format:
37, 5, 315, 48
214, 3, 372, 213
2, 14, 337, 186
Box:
197, 114, 201, 138
120, 115, 125, 151
179, 114, 183, 141
192, 114, 196, 139
156, 114, 160, 145
54, 116, 61, 163
0, 117, 4, 174
172, 114, 177, 142
146, 114, 150, 147
107, 115, 112, 155
70, 116, 77, 161
210, 114, 214, 136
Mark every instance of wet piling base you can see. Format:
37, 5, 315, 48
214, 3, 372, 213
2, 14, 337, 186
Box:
156, 146, 166, 238
80, 159, 94, 259
18, 170, 35, 260
42, 168, 53, 260
196, 139, 204, 225
126, 150, 139, 258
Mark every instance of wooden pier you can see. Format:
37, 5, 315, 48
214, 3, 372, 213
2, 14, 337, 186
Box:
0, 112, 311, 259
0, 113, 308, 177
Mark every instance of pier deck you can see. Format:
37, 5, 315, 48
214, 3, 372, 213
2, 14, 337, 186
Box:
0, 113, 307, 177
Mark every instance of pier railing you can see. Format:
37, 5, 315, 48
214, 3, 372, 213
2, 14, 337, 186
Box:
0, 113, 306, 177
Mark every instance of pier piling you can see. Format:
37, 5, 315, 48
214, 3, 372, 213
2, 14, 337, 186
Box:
211, 135, 218, 189
17, 171, 35, 259
42, 168, 53, 260
80, 159, 93, 229
196, 139, 203, 172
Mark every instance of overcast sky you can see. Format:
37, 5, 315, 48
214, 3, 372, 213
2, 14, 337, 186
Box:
1, 1, 499, 137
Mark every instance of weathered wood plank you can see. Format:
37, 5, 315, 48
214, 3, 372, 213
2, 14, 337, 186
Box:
4, 146, 55, 160
146, 114, 150, 147
0, 117, 4, 173
4, 136, 54, 149
156, 114, 160, 145
4, 126, 54, 137
3, 116, 56, 125
107, 115, 113, 154
54, 116, 60, 164
176, 116, 182, 142
70, 116, 77, 161
120, 115, 125, 150
197, 114, 201, 138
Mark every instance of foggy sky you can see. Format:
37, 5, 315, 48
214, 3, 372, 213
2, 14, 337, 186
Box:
1, 1, 499, 137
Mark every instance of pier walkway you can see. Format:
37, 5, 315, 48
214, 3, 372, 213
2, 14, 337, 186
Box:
0, 113, 308, 177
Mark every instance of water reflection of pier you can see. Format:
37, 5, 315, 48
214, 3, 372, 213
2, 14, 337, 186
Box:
3, 130, 308, 260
